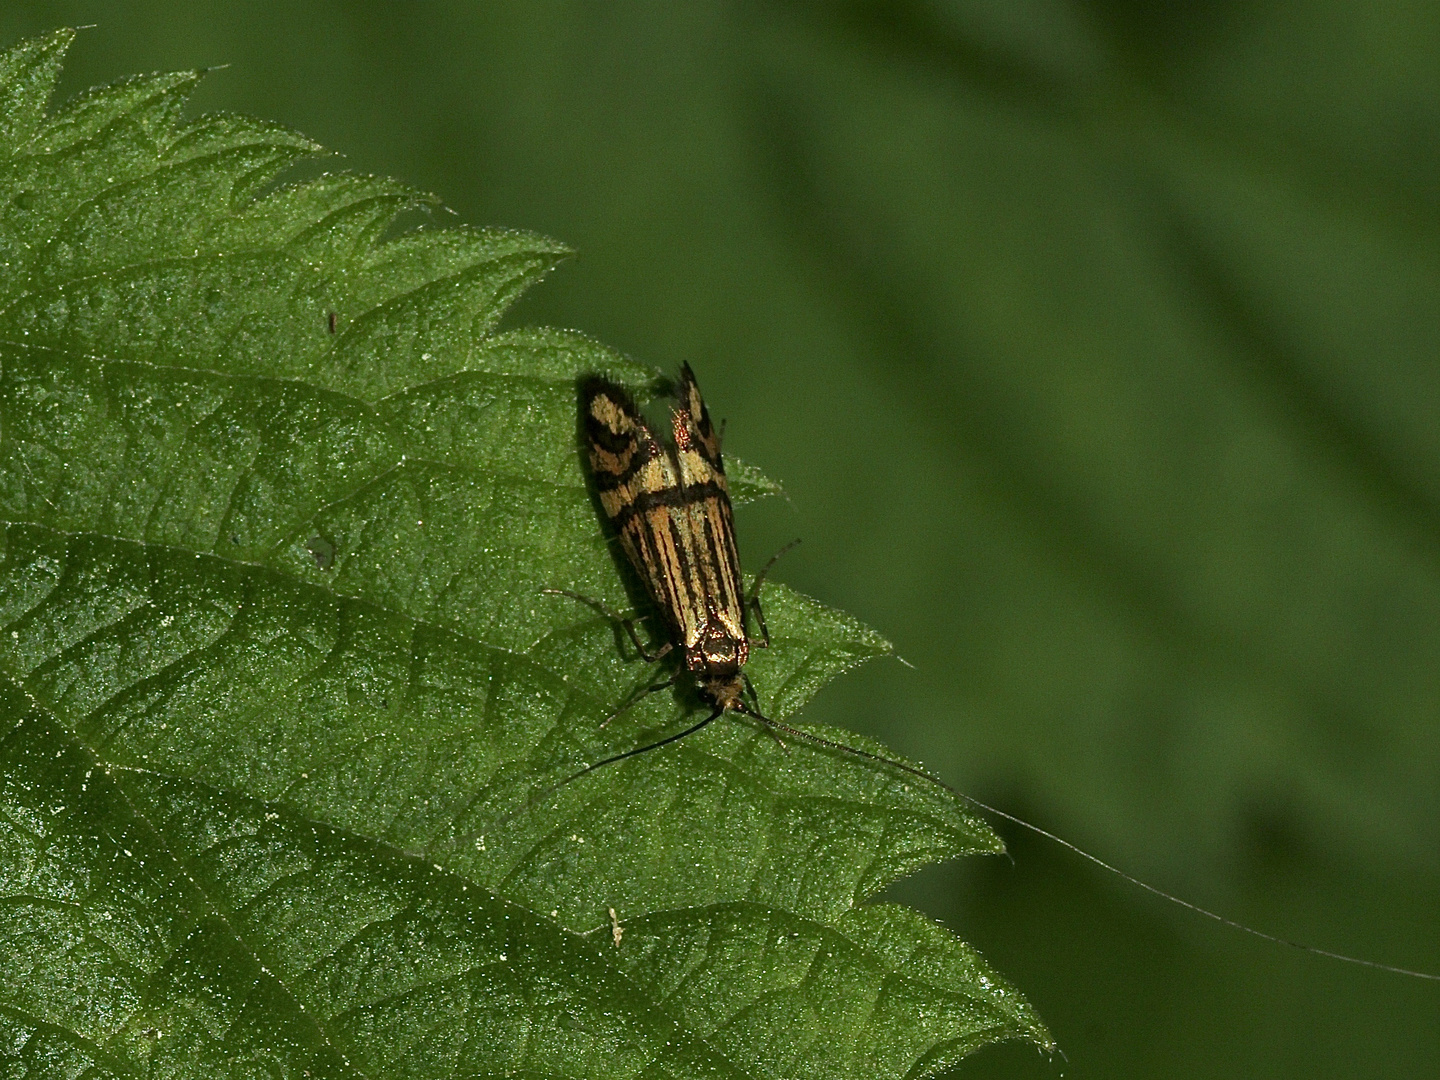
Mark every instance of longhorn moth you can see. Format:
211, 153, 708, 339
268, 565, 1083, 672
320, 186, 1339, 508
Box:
540, 365, 1440, 983
549, 365, 928, 784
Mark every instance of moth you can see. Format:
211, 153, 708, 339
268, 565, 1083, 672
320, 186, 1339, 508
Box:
465, 368, 815, 844
549, 365, 778, 759
550, 370, 1440, 985
549, 364, 937, 784
589, 364, 762, 693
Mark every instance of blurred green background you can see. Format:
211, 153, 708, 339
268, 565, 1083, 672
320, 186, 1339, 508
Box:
5, 1, 1436, 1075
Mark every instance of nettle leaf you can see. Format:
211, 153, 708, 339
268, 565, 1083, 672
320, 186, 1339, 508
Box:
0, 30, 1050, 1078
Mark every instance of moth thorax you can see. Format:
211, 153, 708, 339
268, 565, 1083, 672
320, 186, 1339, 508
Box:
685, 623, 748, 679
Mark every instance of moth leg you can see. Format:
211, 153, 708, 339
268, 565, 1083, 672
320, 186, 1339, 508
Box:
542, 588, 669, 662
742, 673, 788, 753
742, 671, 763, 712
601, 669, 680, 728
745, 539, 801, 648
748, 597, 771, 650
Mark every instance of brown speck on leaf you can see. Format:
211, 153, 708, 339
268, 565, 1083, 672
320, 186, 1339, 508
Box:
306, 535, 336, 569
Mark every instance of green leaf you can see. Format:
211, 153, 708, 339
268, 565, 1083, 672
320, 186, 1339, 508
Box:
0, 31, 1050, 1077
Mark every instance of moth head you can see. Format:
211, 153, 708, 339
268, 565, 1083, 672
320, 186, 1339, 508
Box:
700, 673, 748, 714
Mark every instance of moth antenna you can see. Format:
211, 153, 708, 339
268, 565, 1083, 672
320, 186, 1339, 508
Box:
503, 708, 729, 829
729, 702, 1440, 982
731, 701, 949, 790
465, 708, 727, 842
558, 707, 724, 784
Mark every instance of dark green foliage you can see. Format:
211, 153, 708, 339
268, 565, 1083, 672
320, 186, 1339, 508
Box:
0, 30, 1049, 1077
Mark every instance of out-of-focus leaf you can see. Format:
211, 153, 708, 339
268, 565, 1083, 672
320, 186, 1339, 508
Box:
750, 0, 1440, 882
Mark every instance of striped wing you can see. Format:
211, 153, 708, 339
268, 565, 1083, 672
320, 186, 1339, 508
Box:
669, 364, 747, 644
581, 372, 747, 652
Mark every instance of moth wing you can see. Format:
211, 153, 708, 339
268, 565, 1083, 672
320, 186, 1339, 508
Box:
581, 376, 663, 490
671, 362, 729, 494
668, 365, 747, 643
581, 377, 703, 646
